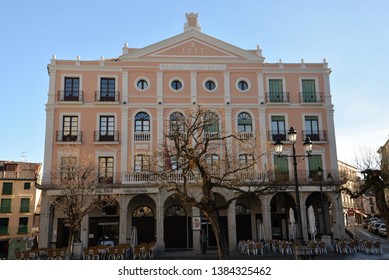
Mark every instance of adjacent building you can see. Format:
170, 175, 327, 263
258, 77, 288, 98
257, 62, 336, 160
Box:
39, 13, 345, 252
0, 161, 41, 259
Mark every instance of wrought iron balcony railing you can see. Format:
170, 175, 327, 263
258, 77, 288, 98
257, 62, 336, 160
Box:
94, 130, 119, 142
95, 91, 120, 102
265, 92, 290, 103
56, 131, 82, 143
302, 130, 327, 142
57, 90, 84, 102
299, 92, 324, 103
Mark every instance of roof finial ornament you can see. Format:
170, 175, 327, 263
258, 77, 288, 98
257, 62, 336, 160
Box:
184, 13, 201, 32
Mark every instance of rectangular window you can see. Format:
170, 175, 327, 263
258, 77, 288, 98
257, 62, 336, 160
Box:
100, 78, 115, 101
24, 182, 31, 190
269, 79, 283, 102
308, 155, 323, 180
20, 198, 30, 212
134, 155, 150, 172
0, 199, 12, 213
271, 116, 286, 141
18, 217, 28, 234
99, 116, 115, 141
2, 182, 13, 195
64, 77, 80, 101
302, 79, 316, 102
60, 156, 77, 181
99, 157, 114, 183
305, 116, 320, 141
0, 218, 9, 235
273, 155, 289, 181
62, 116, 79, 141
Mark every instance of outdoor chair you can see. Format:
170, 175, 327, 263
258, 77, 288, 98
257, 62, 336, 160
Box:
133, 246, 142, 259
373, 242, 382, 254
254, 242, 264, 255
364, 241, 373, 254
82, 248, 91, 260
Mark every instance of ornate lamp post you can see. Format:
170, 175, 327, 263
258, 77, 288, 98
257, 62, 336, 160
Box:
274, 127, 312, 244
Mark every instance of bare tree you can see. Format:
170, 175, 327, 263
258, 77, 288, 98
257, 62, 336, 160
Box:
152, 107, 282, 259
339, 146, 389, 239
50, 147, 116, 258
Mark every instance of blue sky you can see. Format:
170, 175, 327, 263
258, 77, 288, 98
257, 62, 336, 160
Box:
0, 0, 388, 166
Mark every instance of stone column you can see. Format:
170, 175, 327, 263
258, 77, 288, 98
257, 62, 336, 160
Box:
192, 207, 201, 253
227, 201, 237, 251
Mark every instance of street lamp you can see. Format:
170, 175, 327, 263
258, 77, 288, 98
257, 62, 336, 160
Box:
274, 127, 312, 244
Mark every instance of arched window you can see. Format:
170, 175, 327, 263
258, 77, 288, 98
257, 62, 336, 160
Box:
237, 112, 252, 132
169, 112, 185, 134
165, 205, 186, 216
135, 112, 150, 132
204, 112, 219, 134
133, 206, 153, 217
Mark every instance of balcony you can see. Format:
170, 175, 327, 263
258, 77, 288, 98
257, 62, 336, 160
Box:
204, 132, 220, 140
237, 131, 253, 140
56, 131, 82, 143
57, 90, 84, 102
265, 92, 290, 103
299, 92, 323, 103
94, 130, 119, 143
268, 130, 287, 142
95, 91, 120, 103
302, 130, 327, 142
134, 132, 151, 142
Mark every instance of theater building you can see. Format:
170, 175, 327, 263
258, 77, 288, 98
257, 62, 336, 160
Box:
39, 13, 345, 252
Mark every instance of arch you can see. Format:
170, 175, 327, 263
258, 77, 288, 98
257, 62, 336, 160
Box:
129, 194, 157, 244
237, 112, 253, 132
163, 194, 192, 249
235, 194, 262, 242
270, 192, 295, 240
305, 192, 332, 237
134, 111, 150, 132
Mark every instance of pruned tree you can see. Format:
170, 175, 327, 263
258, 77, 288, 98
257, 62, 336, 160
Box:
152, 107, 283, 259
50, 147, 116, 258
339, 146, 389, 239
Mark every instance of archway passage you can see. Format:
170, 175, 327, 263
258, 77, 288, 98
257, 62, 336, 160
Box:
235, 204, 251, 241
132, 206, 155, 244
270, 192, 295, 240
164, 205, 191, 249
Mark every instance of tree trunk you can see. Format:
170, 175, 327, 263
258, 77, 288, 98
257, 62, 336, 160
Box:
67, 231, 75, 260
206, 210, 230, 260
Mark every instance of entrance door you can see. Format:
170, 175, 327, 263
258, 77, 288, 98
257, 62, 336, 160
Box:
164, 216, 188, 248
201, 217, 228, 248
236, 215, 252, 242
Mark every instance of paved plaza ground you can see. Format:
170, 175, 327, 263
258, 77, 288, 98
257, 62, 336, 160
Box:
153, 226, 389, 260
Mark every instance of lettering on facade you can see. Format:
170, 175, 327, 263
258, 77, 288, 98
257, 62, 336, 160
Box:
159, 64, 226, 71
47, 188, 159, 196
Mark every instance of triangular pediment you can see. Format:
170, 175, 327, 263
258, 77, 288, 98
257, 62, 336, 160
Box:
120, 30, 264, 62
148, 38, 239, 58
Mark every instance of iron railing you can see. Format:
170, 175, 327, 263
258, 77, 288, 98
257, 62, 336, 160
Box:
57, 90, 84, 102
56, 131, 82, 143
95, 91, 120, 102
94, 130, 119, 142
265, 92, 290, 103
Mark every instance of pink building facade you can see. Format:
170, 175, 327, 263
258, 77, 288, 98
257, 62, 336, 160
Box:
39, 13, 346, 252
